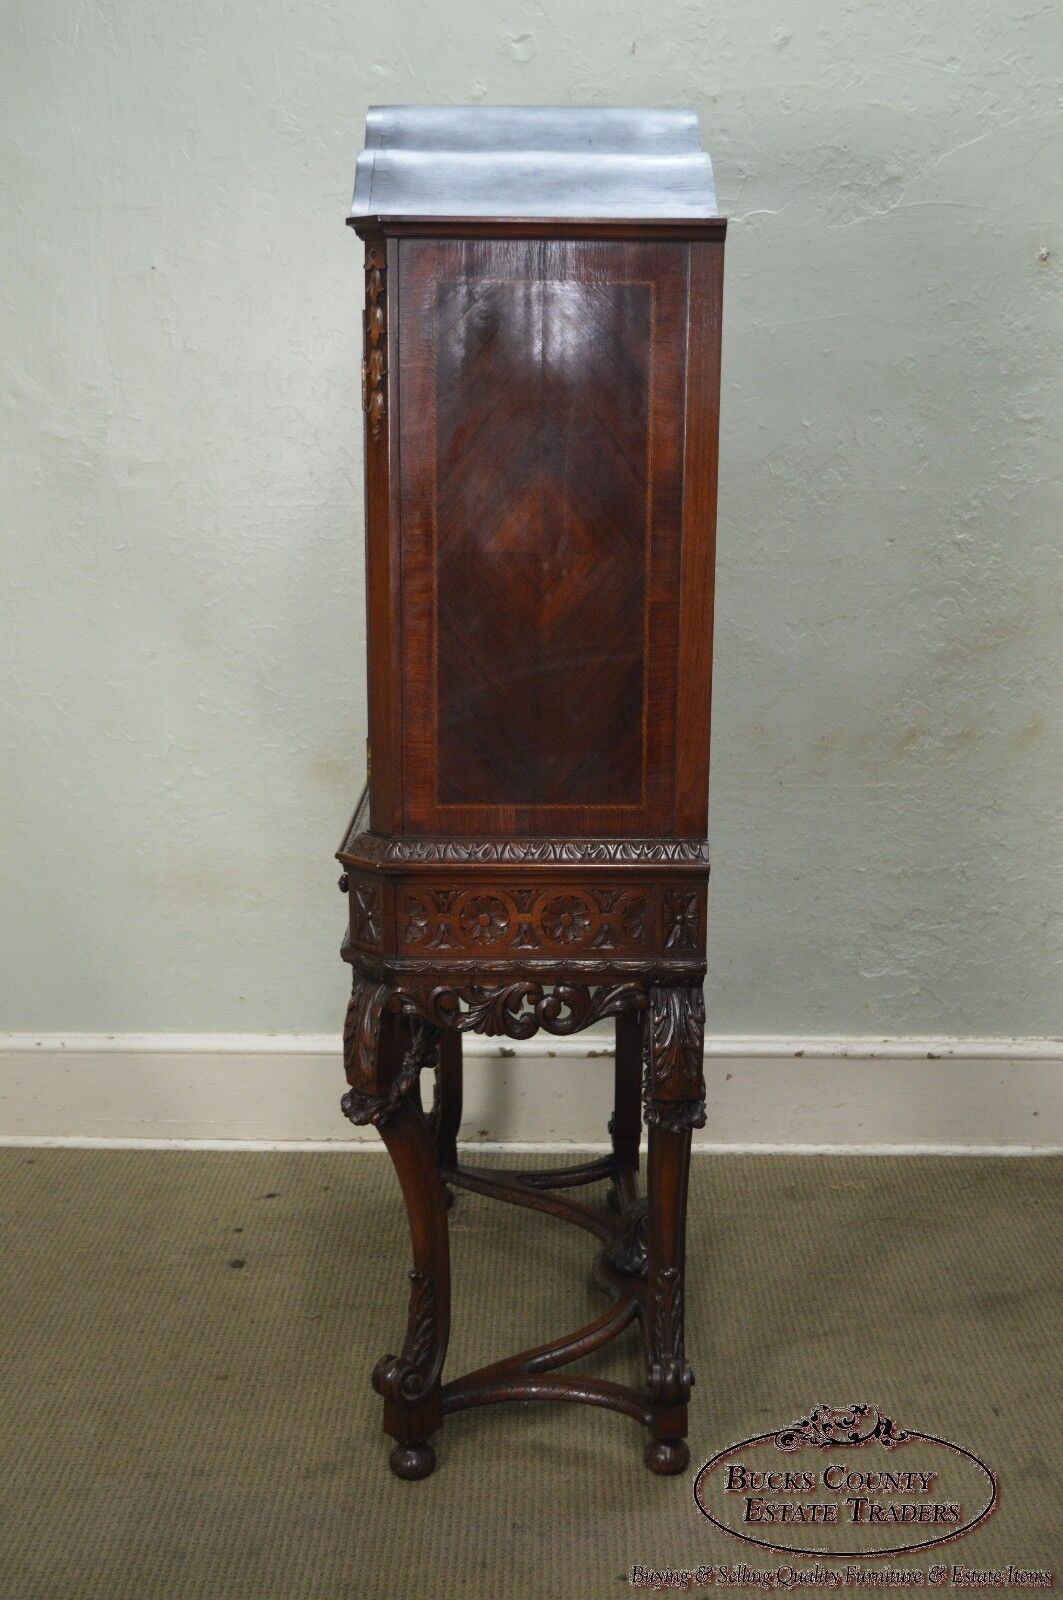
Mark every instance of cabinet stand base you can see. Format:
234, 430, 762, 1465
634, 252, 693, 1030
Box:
341, 967, 707, 1479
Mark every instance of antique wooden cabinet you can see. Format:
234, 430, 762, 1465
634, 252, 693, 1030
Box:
336, 106, 725, 1480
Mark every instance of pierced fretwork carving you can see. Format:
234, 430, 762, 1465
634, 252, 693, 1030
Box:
398, 980, 648, 1040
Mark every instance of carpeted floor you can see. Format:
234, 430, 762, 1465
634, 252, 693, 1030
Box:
0, 1148, 1059, 1599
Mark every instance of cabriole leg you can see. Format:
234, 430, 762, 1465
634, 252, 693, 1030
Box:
642, 983, 706, 1475
434, 1029, 463, 1206
341, 981, 451, 1480
609, 1009, 643, 1212
411, 1020, 458, 1208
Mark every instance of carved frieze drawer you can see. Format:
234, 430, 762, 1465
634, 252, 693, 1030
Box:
399, 881, 705, 959
404, 883, 644, 957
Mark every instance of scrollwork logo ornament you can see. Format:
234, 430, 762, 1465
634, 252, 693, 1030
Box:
776, 1404, 909, 1452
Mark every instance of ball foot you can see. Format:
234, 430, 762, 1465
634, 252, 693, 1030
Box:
389, 1441, 436, 1480
644, 1438, 690, 1476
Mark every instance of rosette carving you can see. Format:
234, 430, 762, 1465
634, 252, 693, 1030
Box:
540, 895, 592, 944
456, 894, 509, 946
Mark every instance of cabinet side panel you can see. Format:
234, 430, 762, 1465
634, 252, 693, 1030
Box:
399, 236, 688, 838
435, 276, 648, 807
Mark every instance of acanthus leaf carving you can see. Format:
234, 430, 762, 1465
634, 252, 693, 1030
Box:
341, 977, 391, 1095
372, 1269, 440, 1404
644, 1097, 707, 1134
647, 1266, 694, 1404
641, 984, 706, 1131
604, 1197, 648, 1279
340, 981, 432, 1129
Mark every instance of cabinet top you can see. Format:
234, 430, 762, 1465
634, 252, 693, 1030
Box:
348, 105, 718, 221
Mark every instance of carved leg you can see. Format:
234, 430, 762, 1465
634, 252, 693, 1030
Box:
434, 1030, 463, 1205
609, 1010, 642, 1212
412, 1020, 457, 1208
642, 983, 706, 1475
417, 1024, 461, 1205
341, 981, 451, 1480
374, 1089, 451, 1480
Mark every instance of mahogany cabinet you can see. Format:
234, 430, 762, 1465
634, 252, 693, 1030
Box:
335, 107, 725, 1479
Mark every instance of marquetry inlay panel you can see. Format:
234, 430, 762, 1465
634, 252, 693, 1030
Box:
398, 237, 689, 840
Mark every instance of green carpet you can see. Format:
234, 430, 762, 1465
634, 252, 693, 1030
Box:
0, 1149, 1059, 1598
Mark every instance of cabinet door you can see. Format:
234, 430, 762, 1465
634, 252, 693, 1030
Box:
398, 236, 689, 838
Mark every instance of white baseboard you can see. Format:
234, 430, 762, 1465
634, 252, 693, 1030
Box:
0, 1033, 1059, 1152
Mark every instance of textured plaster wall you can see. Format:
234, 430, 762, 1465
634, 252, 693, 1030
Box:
2, 0, 1060, 1036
